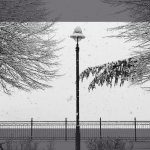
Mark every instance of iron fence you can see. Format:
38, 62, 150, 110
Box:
0, 118, 150, 141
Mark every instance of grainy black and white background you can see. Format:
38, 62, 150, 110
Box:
0, 0, 149, 122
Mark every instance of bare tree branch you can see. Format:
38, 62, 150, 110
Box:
0, 22, 59, 95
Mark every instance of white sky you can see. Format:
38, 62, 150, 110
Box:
0, 22, 150, 121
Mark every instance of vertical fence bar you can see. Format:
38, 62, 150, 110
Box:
31, 118, 33, 140
65, 118, 67, 141
100, 117, 102, 138
134, 117, 137, 141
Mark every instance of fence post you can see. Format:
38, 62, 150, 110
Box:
100, 117, 102, 138
31, 118, 33, 140
65, 118, 67, 141
134, 117, 136, 141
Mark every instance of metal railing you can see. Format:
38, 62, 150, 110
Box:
0, 118, 150, 141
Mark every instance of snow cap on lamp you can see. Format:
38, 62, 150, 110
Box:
70, 26, 85, 42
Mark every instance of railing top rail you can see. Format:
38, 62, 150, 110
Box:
0, 121, 31, 123
0, 120, 65, 122
0, 120, 149, 123
101, 120, 150, 122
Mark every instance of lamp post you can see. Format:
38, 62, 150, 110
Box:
70, 27, 85, 150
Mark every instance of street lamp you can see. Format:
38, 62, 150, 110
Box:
70, 26, 85, 150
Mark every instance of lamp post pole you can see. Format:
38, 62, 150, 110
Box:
70, 26, 85, 150
76, 37, 80, 150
